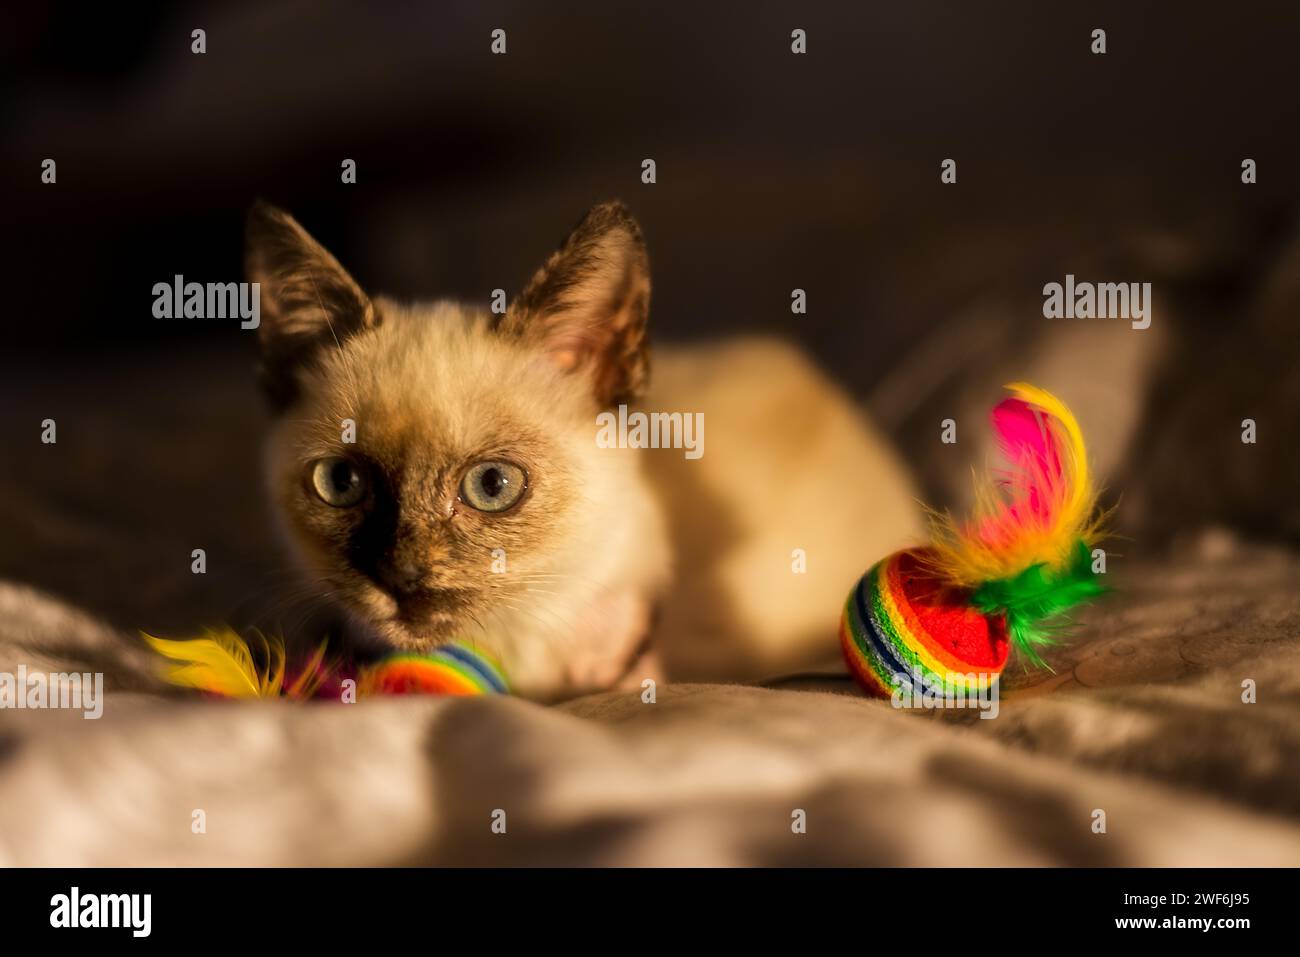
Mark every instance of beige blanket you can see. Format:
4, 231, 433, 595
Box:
2, 534, 1298, 866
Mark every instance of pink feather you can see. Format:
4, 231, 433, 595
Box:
979, 397, 1062, 547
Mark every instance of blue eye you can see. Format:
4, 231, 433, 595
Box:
460, 461, 527, 512
310, 457, 367, 507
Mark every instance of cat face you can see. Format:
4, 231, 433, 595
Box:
247, 202, 669, 690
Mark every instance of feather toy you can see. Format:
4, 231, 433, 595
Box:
143, 629, 290, 698
142, 629, 507, 700
840, 383, 1109, 695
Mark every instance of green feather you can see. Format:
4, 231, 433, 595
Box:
970, 540, 1106, 670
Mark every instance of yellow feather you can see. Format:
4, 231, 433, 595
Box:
142, 629, 286, 698
284, 639, 331, 699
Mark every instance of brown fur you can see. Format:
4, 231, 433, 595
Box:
499, 202, 651, 406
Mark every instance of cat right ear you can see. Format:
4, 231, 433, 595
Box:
245, 201, 377, 407
499, 201, 651, 407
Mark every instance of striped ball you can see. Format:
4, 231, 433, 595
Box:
360, 642, 509, 696
839, 549, 1009, 697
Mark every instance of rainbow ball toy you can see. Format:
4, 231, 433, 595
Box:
841, 383, 1107, 697
359, 645, 509, 696
841, 548, 1009, 697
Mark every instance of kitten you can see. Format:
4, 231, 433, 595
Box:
246, 201, 921, 700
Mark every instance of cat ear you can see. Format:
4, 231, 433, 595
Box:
500, 201, 651, 406
245, 201, 377, 405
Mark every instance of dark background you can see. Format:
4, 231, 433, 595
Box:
2, 1, 1298, 634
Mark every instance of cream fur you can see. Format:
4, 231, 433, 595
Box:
644, 338, 924, 681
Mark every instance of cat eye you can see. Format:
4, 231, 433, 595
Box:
310, 457, 368, 507
460, 461, 527, 513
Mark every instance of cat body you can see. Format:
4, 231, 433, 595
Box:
249, 201, 921, 699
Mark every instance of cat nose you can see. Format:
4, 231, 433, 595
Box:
378, 558, 425, 597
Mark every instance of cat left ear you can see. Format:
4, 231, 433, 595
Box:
245, 201, 377, 407
500, 201, 651, 407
